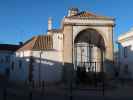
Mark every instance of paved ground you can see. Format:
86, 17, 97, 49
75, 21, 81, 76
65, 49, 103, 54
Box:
0, 79, 133, 100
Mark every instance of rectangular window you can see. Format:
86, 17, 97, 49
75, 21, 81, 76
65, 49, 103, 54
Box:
19, 60, 22, 69
124, 64, 128, 74
123, 47, 128, 58
123, 46, 131, 58
5, 56, 10, 63
11, 62, 14, 71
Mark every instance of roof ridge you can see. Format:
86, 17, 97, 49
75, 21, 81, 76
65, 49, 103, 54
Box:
70, 11, 97, 17
17, 36, 37, 52
66, 11, 113, 19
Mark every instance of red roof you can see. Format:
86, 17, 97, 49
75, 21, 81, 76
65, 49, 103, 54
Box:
17, 35, 53, 51
66, 11, 113, 19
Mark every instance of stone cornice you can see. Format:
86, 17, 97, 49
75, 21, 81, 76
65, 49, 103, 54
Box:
65, 16, 115, 20
63, 23, 115, 27
118, 35, 133, 43
63, 18, 115, 27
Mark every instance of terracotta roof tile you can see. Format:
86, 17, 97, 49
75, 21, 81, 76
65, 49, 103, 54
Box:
17, 37, 37, 51
33, 35, 53, 50
17, 35, 53, 52
67, 11, 112, 19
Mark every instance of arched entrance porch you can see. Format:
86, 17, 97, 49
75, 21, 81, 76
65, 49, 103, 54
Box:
73, 29, 105, 82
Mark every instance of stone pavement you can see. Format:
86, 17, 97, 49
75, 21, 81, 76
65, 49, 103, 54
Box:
0, 79, 133, 100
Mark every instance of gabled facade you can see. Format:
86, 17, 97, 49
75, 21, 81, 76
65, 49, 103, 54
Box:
118, 29, 133, 79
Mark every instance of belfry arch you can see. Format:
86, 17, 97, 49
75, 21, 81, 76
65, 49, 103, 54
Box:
73, 29, 105, 73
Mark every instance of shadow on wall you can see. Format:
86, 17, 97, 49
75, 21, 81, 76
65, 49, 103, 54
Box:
0, 65, 10, 79
10, 56, 63, 84
103, 59, 115, 79
117, 46, 133, 79
9, 56, 117, 86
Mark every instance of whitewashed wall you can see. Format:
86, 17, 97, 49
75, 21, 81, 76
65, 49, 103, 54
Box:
10, 48, 63, 82
0, 51, 12, 76
32, 50, 63, 82
119, 39, 133, 79
53, 33, 63, 51
10, 51, 30, 80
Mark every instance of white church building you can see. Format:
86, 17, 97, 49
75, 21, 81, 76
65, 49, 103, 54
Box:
10, 8, 115, 83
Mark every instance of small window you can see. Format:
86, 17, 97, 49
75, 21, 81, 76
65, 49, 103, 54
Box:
123, 47, 128, 58
11, 62, 14, 71
5, 56, 10, 62
19, 60, 22, 69
124, 64, 128, 74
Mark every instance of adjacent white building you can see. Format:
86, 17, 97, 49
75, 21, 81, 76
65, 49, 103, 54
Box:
10, 34, 63, 82
0, 44, 19, 78
118, 28, 133, 79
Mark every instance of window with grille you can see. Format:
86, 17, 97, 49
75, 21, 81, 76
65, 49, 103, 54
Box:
19, 60, 22, 69
123, 47, 128, 58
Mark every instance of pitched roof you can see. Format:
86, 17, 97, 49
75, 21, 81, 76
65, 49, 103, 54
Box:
33, 35, 53, 50
66, 11, 113, 19
0, 44, 20, 52
17, 35, 53, 52
118, 29, 133, 42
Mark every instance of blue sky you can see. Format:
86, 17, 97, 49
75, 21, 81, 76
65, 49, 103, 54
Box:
0, 0, 133, 49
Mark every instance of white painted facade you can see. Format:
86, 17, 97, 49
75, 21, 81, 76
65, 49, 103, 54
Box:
32, 51, 62, 81
10, 33, 63, 82
0, 51, 12, 76
118, 29, 133, 79
10, 51, 31, 80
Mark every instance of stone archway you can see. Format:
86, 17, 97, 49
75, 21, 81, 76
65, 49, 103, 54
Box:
73, 29, 105, 73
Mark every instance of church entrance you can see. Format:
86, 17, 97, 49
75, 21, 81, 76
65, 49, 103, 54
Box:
74, 29, 105, 84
